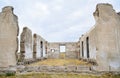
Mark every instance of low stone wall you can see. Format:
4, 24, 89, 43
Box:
0, 66, 16, 75
17, 57, 47, 65
17, 65, 91, 73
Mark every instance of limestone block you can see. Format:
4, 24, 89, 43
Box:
0, 6, 19, 67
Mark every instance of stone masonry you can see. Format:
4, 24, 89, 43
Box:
0, 3, 120, 72
47, 42, 79, 59
20, 27, 32, 61
33, 33, 47, 59
79, 3, 120, 71
0, 6, 19, 67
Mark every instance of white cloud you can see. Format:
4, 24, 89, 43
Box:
27, 2, 50, 19
51, 0, 64, 11
68, 10, 82, 20
53, 5, 63, 11
0, 0, 120, 42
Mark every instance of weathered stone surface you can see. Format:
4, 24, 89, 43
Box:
0, 6, 19, 67
79, 3, 120, 71
66, 65, 76, 72
65, 42, 78, 59
20, 27, 32, 60
93, 3, 120, 71
33, 33, 47, 59
47, 43, 60, 59
47, 42, 79, 59
76, 65, 90, 72
17, 65, 91, 73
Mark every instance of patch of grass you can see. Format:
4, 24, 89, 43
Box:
60, 52, 65, 59
100, 73, 120, 78
29, 59, 90, 66
1, 73, 120, 78
0, 72, 15, 78
2, 73, 96, 78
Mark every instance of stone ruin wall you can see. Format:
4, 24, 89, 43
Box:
20, 28, 47, 62
47, 42, 79, 59
47, 42, 60, 59
79, 3, 120, 71
65, 42, 79, 59
0, 6, 19, 67
20, 27, 32, 61
33, 33, 47, 59
0, 3, 120, 72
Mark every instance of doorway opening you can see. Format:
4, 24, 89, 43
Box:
82, 41, 84, 58
86, 37, 90, 58
40, 41, 43, 57
60, 45, 66, 59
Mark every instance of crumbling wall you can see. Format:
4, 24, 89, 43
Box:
76, 41, 80, 59
33, 34, 47, 59
65, 42, 78, 59
20, 27, 32, 60
0, 6, 19, 67
88, 27, 97, 60
47, 42, 78, 59
47, 43, 60, 59
79, 34, 88, 59
79, 3, 120, 71
20, 65, 90, 73
93, 3, 120, 71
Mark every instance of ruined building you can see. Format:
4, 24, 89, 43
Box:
0, 3, 120, 72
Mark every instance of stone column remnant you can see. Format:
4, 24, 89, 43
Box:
33, 33, 47, 59
20, 27, 32, 61
0, 6, 19, 67
33, 34, 37, 59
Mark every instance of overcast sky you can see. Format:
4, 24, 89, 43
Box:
0, 0, 120, 42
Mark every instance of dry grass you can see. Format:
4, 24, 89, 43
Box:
60, 52, 65, 59
0, 73, 120, 78
29, 59, 90, 66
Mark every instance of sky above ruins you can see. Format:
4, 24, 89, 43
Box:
0, 0, 120, 42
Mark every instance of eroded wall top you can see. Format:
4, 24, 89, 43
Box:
0, 6, 19, 67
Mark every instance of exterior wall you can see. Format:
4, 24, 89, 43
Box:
0, 6, 19, 67
93, 4, 120, 71
80, 34, 88, 59
79, 3, 120, 71
88, 27, 97, 60
76, 41, 80, 59
47, 42, 78, 59
65, 42, 78, 59
47, 43, 60, 59
20, 27, 33, 60
33, 34, 47, 59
